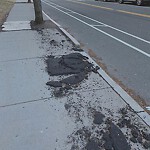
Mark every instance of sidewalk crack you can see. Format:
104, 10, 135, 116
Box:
0, 97, 52, 108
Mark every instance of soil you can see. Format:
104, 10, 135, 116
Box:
93, 111, 105, 125
46, 53, 94, 89
30, 20, 58, 30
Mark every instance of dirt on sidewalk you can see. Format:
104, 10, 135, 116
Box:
0, 0, 15, 25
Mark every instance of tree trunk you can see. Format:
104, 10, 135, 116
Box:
33, 0, 43, 24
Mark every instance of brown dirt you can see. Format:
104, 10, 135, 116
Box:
0, 0, 16, 26
88, 48, 150, 114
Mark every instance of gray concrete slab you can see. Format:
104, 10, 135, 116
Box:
0, 29, 73, 62
0, 99, 75, 150
0, 58, 50, 107
0, 30, 45, 61
72, 88, 127, 118
16, 0, 29, 2
2, 21, 31, 31
0, 88, 148, 150
6, 3, 35, 22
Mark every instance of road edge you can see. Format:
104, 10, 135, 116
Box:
42, 11, 150, 127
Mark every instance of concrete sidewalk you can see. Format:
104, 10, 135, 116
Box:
0, 0, 150, 150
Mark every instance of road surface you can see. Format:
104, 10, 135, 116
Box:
41, 0, 150, 108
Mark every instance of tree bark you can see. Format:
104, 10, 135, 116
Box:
33, 0, 43, 24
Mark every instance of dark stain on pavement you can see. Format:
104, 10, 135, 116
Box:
117, 107, 150, 149
68, 106, 150, 149
46, 72, 87, 87
46, 53, 93, 76
93, 111, 105, 125
50, 39, 58, 46
46, 53, 98, 96
109, 123, 131, 150
102, 122, 131, 150
86, 139, 99, 150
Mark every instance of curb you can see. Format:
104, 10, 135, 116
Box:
42, 11, 150, 127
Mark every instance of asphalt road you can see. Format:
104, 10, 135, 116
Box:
41, 0, 150, 108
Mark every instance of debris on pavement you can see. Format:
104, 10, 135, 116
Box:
46, 52, 98, 96
45, 37, 150, 149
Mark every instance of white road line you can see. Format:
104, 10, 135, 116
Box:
42, 0, 150, 58
91, 25, 108, 27
44, 0, 150, 45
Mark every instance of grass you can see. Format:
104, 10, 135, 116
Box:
0, 0, 16, 24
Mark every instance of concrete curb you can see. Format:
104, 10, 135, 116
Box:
42, 11, 150, 127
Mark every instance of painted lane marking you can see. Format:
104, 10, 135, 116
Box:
67, 0, 114, 10
2, 21, 31, 31
68, 0, 150, 19
117, 10, 150, 18
44, 0, 150, 45
91, 24, 108, 27
42, 0, 150, 58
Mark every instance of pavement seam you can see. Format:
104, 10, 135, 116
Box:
0, 97, 51, 108
2, 29, 32, 32
0, 56, 44, 63
0, 87, 110, 109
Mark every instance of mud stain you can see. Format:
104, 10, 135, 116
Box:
93, 111, 105, 125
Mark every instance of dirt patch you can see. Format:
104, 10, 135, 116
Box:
93, 111, 105, 125
86, 140, 99, 150
68, 107, 150, 149
0, 0, 15, 28
30, 20, 58, 30
68, 109, 132, 150
46, 53, 93, 76
46, 53, 99, 97
117, 107, 150, 149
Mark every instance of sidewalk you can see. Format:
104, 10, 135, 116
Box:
0, 0, 150, 150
